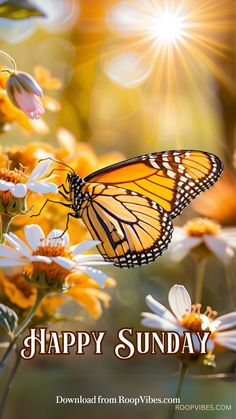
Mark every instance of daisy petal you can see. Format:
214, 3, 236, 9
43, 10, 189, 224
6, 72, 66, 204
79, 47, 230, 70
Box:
78, 266, 108, 288
47, 230, 69, 246
215, 330, 236, 351
168, 236, 202, 262
216, 312, 236, 332
0, 259, 27, 267
145, 295, 177, 323
204, 235, 234, 262
27, 182, 58, 194
168, 284, 192, 320
28, 160, 51, 182
141, 312, 184, 333
71, 240, 100, 256
30, 255, 52, 263
24, 225, 45, 250
10, 183, 27, 198
74, 254, 105, 263
5, 233, 32, 257
0, 180, 12, 191
0, 244, 23, 259
30, 255, 51, 264
53, 256, 75, 270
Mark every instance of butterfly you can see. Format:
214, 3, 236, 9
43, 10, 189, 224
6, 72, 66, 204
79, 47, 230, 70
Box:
38, 150, 223, 268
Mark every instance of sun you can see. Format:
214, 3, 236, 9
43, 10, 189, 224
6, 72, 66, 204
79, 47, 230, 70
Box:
153, 10, 185, 46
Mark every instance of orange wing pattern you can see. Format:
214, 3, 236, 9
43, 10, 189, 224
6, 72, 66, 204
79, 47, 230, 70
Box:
79, 183, 173, 268
85, 150, 223, 218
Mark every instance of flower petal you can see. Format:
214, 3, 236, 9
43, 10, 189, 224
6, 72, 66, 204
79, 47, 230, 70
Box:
28, 160, 51, 182
0, 244, 23, 259
4, 233, 32, 257
216, 312, 236, 332
141, 312, 184, 333
47, 230, 69, 246
215, 330, 236, 351
74, 254, 105, 263
0, 259, 27, 267
0, 180, 12, 191
9, 183, 27, 198
24, 225, 45, 251
30, 255, 52, 264
145, 295, 177, 323
168, 284, 192, 320
71, 240, 100, 256
27, 181, 58, 194
53, 256, 75, 270
204, 235, 234, 262
168, 236, 202, 262
78, 266, 108, 288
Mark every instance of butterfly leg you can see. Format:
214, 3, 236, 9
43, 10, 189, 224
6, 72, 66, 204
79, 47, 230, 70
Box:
31, 199, 72, 218
56, 212, 79, 238
58, 185, 71, 201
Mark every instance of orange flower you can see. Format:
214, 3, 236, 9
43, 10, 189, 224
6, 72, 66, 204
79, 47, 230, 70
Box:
67, 274, 116, 318
192, 170, 236, 226
0, 271, 116, 320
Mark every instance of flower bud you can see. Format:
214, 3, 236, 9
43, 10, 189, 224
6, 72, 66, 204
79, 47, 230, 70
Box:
6, 71, 44, 120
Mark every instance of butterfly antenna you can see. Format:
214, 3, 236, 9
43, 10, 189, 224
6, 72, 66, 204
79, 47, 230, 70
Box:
38, 157, 75, 174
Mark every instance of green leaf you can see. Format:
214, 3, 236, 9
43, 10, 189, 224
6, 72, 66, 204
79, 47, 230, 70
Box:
0, 304, 18, 336
0, 1, 46, 20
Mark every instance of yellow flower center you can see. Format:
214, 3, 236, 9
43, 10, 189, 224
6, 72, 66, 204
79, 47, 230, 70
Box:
0, 164, 28, 209
0, 165, 28, 184
32, 238, 73, 259
181, 304, 218, 333
184, 218, 221, 237
26, 238, 74, 291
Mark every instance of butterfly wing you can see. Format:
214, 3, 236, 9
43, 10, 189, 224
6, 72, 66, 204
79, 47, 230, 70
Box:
85, 150, 223, 218
79, 183, 173, 268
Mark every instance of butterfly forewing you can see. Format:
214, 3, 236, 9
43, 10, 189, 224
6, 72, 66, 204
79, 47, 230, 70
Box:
85, 150, 223, 218
78, 183, 173, 268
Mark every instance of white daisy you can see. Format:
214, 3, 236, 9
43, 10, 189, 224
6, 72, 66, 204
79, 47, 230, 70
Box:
167, 218, 236, 263
141, 284, 236, 352
0, 224, 111, 288
0, 160, 58, 198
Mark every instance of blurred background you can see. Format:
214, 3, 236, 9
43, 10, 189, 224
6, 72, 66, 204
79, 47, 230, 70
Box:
0, 0, 235, 418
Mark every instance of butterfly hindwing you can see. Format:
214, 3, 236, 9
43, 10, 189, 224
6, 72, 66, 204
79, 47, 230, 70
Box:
85, 150, 223, 218
78, 183, 173, 268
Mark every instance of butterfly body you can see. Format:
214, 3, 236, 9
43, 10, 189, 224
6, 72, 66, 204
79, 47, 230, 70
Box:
62, 150, 223, 268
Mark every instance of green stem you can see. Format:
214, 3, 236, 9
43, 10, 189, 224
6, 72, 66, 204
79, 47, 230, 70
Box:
0, 50, 17, 72
0, 290, 44, 373
224, 262, 236, 310
170, 361, 188, 419
0, 214, 12, 243
0, 347, 21, 418
175, 361, 188, 399
195, 258, 207, 304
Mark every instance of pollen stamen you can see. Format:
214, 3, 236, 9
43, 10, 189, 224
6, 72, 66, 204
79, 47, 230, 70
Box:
185, 218, 221, 237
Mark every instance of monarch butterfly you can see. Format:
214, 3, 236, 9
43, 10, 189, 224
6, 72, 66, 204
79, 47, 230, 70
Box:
37, 150, 223, 268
